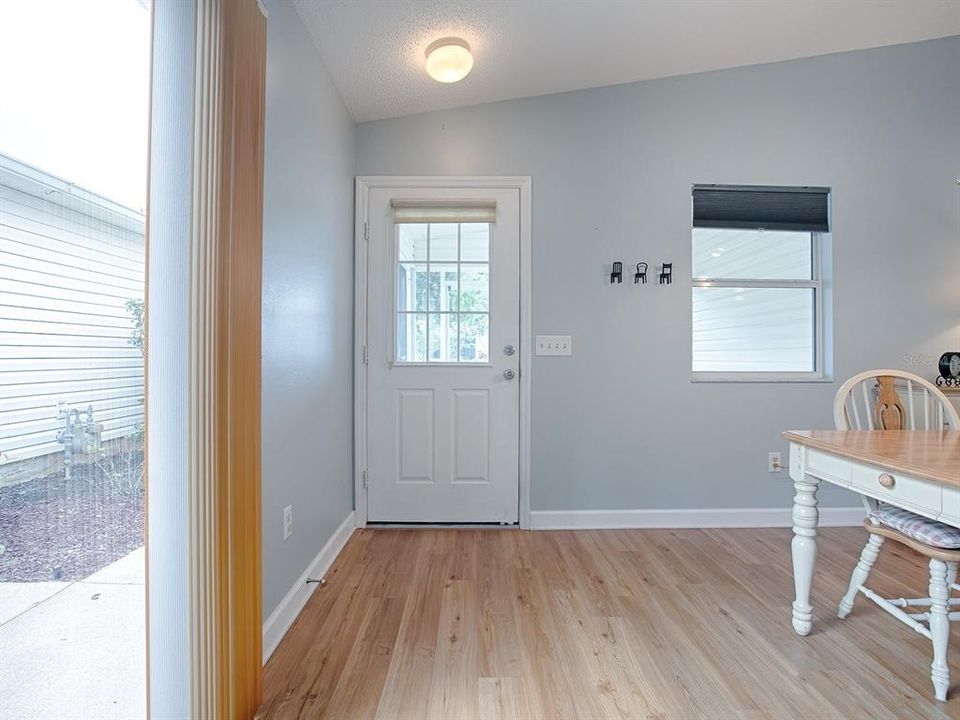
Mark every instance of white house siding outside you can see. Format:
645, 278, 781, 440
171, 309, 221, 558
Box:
0, 153, 145, 479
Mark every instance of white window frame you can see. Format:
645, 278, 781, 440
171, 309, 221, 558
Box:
691, 231, 829, 383
392, 221, 493, 367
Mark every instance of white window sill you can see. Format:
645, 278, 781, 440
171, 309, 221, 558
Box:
691, 372, 834, 384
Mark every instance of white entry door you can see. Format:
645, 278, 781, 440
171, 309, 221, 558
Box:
365, 186, 521, 523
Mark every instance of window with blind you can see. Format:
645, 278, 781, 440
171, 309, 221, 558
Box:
691, 185, 830, 380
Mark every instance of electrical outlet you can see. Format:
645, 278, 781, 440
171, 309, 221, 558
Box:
768, 452, 783, 473
283, 505, 293, 540
536, 335, 572, 356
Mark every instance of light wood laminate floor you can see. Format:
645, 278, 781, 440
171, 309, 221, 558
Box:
259, 528, 960, 719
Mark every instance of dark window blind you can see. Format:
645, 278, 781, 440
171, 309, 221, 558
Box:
692, 185, 830, 232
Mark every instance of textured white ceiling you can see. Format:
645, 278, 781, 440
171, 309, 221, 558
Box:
292, 0, 960, 122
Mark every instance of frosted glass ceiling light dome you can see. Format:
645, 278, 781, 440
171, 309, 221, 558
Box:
425, 37, 473, 83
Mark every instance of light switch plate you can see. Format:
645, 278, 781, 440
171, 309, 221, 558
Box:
536, 335, 572, 356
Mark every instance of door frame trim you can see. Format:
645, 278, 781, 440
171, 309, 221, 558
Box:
354, 176, 533, 529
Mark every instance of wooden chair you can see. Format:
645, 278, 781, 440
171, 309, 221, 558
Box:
833, 369, 960, 701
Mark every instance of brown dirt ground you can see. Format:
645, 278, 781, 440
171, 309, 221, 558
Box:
0, 465, 143, 582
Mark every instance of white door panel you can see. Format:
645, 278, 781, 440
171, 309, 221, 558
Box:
366, 186, 520, 523
452, 389, 489, 483
397, 389, 434, 483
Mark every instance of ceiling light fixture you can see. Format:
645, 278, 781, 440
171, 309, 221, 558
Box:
425, 37, 473, 83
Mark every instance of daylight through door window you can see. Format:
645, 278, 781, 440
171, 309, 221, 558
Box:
395, 223, 490, 363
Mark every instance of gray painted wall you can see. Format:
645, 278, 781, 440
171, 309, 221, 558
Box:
262, 1, 356, 620
357, 37, 960, 512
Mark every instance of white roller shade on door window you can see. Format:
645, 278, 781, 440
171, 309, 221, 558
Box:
391, 198, 496, 224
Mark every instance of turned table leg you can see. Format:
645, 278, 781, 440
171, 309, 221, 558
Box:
791, 474, 820, 636
929, 559, 952, 702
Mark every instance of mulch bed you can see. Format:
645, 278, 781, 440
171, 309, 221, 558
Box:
0, 465, 143, 582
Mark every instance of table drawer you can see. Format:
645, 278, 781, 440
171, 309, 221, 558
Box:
807, 449, 852, 483
850, 465, 941, 515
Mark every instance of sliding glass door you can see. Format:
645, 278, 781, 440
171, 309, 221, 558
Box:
0, 1, 150, 717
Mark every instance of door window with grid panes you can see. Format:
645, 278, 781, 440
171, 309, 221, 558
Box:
395, 222, 490, 363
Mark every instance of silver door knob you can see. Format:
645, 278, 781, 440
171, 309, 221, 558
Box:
503, 344, 516, 356
503, 369, 516, 381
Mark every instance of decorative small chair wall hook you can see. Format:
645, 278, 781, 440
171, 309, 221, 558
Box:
659, 262, 673, 285
634, 262, 648, 284
610, 261, 623, 284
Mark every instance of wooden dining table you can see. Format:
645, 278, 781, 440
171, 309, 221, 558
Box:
780, 429, 960, 635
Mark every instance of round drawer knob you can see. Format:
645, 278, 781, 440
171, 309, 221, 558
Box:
878, 473, 895, 489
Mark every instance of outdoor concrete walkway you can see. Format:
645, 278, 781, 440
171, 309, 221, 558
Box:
0, 547, 145, 720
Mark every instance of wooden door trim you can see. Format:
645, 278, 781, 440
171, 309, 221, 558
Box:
354, 176, 533, 529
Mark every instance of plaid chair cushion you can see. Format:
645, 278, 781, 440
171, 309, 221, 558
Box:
871, 505, 960, 549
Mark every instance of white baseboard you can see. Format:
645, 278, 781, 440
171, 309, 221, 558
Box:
529, 506, 865, 530
262, 511, 355, 665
